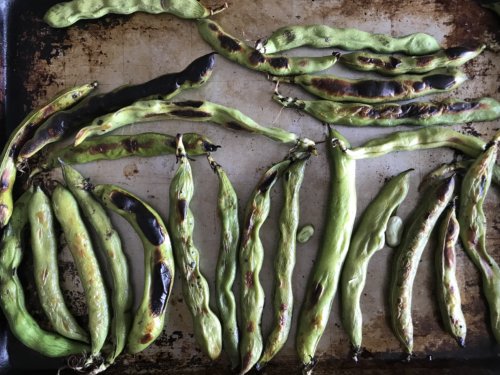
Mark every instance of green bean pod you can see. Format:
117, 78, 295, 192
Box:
296, 128, 356, 370
168, 135, 222, 360
74, 100, 310, 147
52, 184, 110, 357
274, 92, 500, 127
197, 20, 339, 76
29, 186, 89, 343
390, 175, 455, 355
92, 184, 175, 354
207, 155, 240, 370
0, 82, 97, 228
257, 157, 308, 370
435, 201, 466, 347
341, 169, 412, 355
62, 165, 132, 366
419, 161, 471, 192
44, 0, 228, 28
274, 69, 466, 104
38, 132, 219, 172
340, 46, 485, 75
255, 25, 440, 55
0, 189, 89, 357
458, 132, 500, 343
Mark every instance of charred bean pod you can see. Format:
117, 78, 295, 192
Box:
208, 155, 240, 370
341, 169, 411, 355
481, 1, 500, 16
419, 161, 471, 192
44, 0, 228, 28
92, 184, 175, 354
257, 157, 308, 369
52, 184, 110, 357
296, 128, 356, 370
75, 100, 313, 147
458, 132, 500, 343
168, 135, 222, 360
29, 186, 89, 343
197, 20, 339, 76
273, 92, 500, 127
340, 45, 485, 75
0, 82, 96, 228
18, 53, 216, 161
0, 190, 89, 357
390, 176, 455, 355
62, 165, 132, 366
255, 25, 440, 55
435, 201, 466, 347
274, 69, 466, 104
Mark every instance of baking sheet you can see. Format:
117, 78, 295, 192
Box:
1, 0, 499, 373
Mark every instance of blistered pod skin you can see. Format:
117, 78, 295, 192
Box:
0, 82, 97, 228
44, 0, 227, 28
341, 170, 411, 355
390, 176, 455, 355
168, 135, 222, 360
340, 45, 485, 75
0, 190, 89, 357
18, 53, 216, 161
29, 187, 89, 343
255, 25, 440, 55
52, 184, 110, 357
435, 202, 466, 347
62, 165, 132, 366
274, 69, 467, 104
458, 132, 500, 343
273, 93, 500, 127
92, 184, 175, 354
296, 128, 356, 370
197, 19, 339, 77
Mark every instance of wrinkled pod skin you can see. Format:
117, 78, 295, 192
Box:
390, 176, 455, 355
0, 189, 89, 357
92, 184, 175, 354
18, 53, 216, 162
44, 0, 228, 28
273, 68, 467, 104
341, 169, 412, 356
0, 82, 96, 228
168, 135, 222, 360
197, 19, 339, 77
340, 45, 485, 75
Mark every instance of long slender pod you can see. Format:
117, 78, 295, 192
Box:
0, 189, 89, 357
197, 20, 339, 76
458, 132, 500, 343
296, 128, 356, 371
52, 184, 110, 358
29, 187, 89, 343
168, 135, 222, 360
274, 69, 467, 103
62, 165, 132, 367
339, 46, 485, 75
390, 176, 455, 355
18, 53, 216, 161
0, 82, 97, 228
435, 201, 466, 347
273, 92, 500, 127
37, 132, 219, 172
257, 157, 308, 369
44, 0, 228, 28
340, 169, 412, 355
92, 184, 175, 354
207, 155, 240, 370
255, 25, 440, 55
74, 100, 313, 147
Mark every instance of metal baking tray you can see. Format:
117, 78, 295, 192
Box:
0, 0, 499, 373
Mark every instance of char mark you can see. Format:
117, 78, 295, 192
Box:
444, 47, 471, 59
202, 141, 220, 152
416, 55, 434, 66
226, 121, 245, 131
1, 170, 11, 191
177, 199, 188, 221
140, 333, 153, 344
423, 74, 456, 90
446, 101, 479, 112
178, 53, 216, 84
311, 78, 404, 98
150, 262, 172, 317
122, 138, 140, 153
218, 34, 242, 52
310, 282, 323, 307
169, 109, 211, 118
174, 100, 204, 108
248, 50, 266, 65
258, 170, 278, 193
267, 57, 289, 69
284, 30, 295, 42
